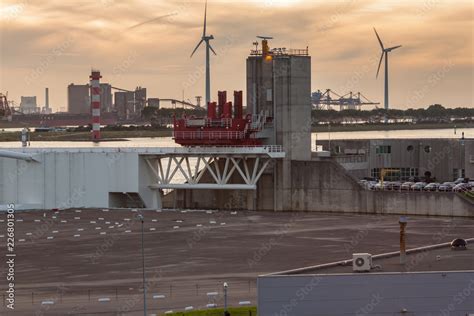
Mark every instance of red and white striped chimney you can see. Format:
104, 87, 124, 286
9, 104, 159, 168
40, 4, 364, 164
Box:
90, 70, 102, 141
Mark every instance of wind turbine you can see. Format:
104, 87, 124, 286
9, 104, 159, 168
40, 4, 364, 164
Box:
191, 0, 216, 107
374, 28, 401, 121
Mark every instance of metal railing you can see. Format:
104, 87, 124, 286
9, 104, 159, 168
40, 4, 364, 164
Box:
174, 131, 247, 140
250, 47, 309, 56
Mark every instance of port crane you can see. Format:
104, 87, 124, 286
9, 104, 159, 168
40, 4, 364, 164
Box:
312, 89, 380, 110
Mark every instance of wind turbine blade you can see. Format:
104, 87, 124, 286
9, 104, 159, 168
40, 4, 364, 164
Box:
203, 0, 208, 37
376, 52, 384, 78
373, 27, 384, 50
209, 44, 217, 56
388, 45, 402, 51
127, 13, 176, 30
191, 40, 204, 58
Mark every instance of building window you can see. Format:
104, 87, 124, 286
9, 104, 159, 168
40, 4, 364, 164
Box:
371, 168, 381, 179
376, 145, 392, 154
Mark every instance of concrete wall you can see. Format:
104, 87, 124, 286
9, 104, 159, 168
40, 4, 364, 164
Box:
290, 160, 473, 217
258, 272, 474, 316
0, 150, 159, 210
167, 159, 473, 217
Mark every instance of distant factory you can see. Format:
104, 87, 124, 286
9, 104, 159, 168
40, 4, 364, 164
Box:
67, 82, 148, 120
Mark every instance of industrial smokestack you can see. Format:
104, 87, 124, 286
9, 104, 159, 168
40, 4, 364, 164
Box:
90, 70, 102, 141
45, 88, 49, 109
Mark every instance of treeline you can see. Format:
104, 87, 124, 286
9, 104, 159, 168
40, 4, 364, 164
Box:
312, 104, 474, 124
141, 104, 473, 126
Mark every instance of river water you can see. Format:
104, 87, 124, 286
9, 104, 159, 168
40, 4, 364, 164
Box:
0, 128, 472, 149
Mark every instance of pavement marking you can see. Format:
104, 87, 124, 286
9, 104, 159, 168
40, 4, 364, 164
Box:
75, 210, 81, 213
185, 306, 194, 311
77, 228, 84, 231
209, 220, 216, 224
98, 297, 110, 302
206, 211, 213, 214
125, 230, 132, 233
131, 209, 137, 212
16, 219, 23, 222
51, 216, 57, 219
52, 230, 59, 234
18, 238, 25, 242
100, 232, 107, 235
239, 301, 251, 305
124, 218, 131, 221
108, 226, 115, 229
220, 223, 226, 225
60, 220, 67, 223
105, 221, 111, 224
74, 234, 80, 238
152, 294, 165, 299
26, 233, 32, 236
41, 300, 55, 305
0, 219, 3, 223
164, 311, 173, 314
98, 217, 104, 220
207, 292, 218, 296
102, 209, 109, 212
176, 220, 183, 223
149, 228, 156, 231
47, 236, 54, 240
34, 219, 41, 222
95, 227, 102, 230
196, 224, 203, 227
152, 219, 158, 222
74, 217, 80, 220
90, 221, 96, 224
206, 303, 217, 308
231, 211, 238, 215
181, 210, 187, 213
173, 226, 179, 229
0, 235, 4, 238
156, 210, 162, 213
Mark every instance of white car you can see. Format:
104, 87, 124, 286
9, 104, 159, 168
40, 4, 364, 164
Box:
411, 182, 427, 191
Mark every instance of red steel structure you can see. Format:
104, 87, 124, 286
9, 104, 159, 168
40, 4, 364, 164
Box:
90, 70, 102, 141
174, 90, 263, 146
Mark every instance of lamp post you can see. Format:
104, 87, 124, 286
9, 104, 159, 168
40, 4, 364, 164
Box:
223, 282, 228, 316
138, 214, 147, 316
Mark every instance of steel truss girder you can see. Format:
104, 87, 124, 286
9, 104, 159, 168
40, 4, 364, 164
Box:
145, 155, 272, 190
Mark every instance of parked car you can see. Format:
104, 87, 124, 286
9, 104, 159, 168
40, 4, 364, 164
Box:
411, 182, 427, 191
453, 183, 472, 192
366, 181, 378, 190
423, 183, 440, 191
454, 177, 469, 185
386, 181, 402, 191
439, 182, 455, 192
401, 182, 415, 191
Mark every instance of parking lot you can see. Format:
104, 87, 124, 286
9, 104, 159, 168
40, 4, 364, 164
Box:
1, 209, 473, 315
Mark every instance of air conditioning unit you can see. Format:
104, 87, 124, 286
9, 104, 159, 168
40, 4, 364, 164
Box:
353, 253, 372, 272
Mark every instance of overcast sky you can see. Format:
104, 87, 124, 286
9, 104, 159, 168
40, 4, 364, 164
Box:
0, 0, 472, 111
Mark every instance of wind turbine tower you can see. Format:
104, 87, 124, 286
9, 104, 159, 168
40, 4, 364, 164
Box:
374, 28, 402, 120
191, 0, 216, 107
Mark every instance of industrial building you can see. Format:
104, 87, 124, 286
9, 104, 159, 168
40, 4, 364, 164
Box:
67, 84, 90, 114
319, 138, 474, 182
100, 83, 113, 113
20, 96, 39, 114
258, 239, 474, 315
114, 87, 147, 119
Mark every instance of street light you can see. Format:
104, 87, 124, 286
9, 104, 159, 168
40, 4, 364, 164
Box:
223, 282, 228, 316
137, 214, 147, 316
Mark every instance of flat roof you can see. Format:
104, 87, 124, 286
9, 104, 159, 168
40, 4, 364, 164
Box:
268, 238, 474, 276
